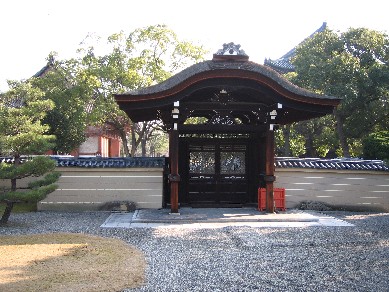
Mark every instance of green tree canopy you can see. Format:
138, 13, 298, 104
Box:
75, 24, 207, 156
291, 27, 389, 157
363, 131, 389, 162
0, 81, 55, 156
31, 55, 94, 154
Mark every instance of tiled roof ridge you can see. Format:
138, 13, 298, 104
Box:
33, 55, 55, 78
264, 22, 327, 73
280, 22, 327, 60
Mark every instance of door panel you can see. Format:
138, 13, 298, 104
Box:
186, 141, 248, 205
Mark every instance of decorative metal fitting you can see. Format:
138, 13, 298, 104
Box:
168, 174, 181, 182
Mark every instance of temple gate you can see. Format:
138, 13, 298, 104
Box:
115, 43, 340, 213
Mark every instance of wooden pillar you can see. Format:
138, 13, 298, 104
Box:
169, 130, 180, 213
265, 129, 275, 213
169, 102, 180, 213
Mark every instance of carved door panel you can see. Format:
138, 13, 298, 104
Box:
187, 141, 248, 205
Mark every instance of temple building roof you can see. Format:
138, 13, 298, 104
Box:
115, 42, 340, 125
264, 22, 327, 74
33, 55, 55, 78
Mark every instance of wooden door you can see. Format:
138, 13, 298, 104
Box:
183, 140, 249, 206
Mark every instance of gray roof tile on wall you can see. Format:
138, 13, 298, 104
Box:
0, 156, 166, 168
275, 157, 388, 172
1, 156, 387, 171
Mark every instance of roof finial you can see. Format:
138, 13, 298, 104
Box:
213, 42, 249, 61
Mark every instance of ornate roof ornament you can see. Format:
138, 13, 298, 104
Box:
213, 42, 249, 61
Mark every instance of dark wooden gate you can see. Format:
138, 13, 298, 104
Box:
179, 138, 252, 207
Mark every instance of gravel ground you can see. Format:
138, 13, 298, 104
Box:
1, 211, 388, 292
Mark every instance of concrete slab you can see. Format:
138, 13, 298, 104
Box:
100, 208, 354, 228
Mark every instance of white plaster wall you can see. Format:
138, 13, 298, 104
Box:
37, 168, 164, 211
275, 169, 389, 211
78, 136, 99, 154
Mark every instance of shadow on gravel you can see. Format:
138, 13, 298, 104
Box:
295, 200, 388, 212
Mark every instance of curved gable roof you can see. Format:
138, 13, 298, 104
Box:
115, 43, 340, 123
119, 60, 337, 102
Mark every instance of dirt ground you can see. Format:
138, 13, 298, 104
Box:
0, 233, 145, 292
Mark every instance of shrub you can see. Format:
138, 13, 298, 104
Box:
363, 131, 389, 162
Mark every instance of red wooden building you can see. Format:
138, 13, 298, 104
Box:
69, 126, 121, 158
115, 43, 341, 213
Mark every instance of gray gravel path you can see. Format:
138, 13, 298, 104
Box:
1, 211, 388, 292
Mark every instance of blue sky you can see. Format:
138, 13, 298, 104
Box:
1, 0, 388, 92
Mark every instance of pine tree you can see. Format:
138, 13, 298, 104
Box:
0, 81, 59, 224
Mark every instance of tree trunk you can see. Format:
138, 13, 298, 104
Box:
130, 126, 137, 157
130, 122, 151, 157
149, 144, 155, 157
305, 133, 316, 157
141, 138, 147, 156
11, 179, 17, 192
334, 110, 350, 158
282, 125, 291, 157
119, 130, 131, 157
0, 200, 15, 225
11, 154, 20, 192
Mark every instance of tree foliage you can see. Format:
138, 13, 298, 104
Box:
276, 117, 339, 158
0, 81, 55, 156
275, 124, 305, 157
363, 131, 389, 162
75, 25, 207, 156
290, 27, 389, 157
31, 55, 92, 154
20, 25, 205, 157
0, 81, 58, 224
